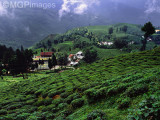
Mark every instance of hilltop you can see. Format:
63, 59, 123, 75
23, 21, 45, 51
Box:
0, 47, 160, 119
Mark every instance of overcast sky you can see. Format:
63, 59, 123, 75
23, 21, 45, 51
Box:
0, 0, 160, 18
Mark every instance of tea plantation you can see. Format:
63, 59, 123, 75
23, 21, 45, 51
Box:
0, 47, 160, 120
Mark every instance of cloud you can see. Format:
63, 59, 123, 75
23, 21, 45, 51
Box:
145, 0, 160, 14
0, 2, 8, 16
59, 0, 100, 18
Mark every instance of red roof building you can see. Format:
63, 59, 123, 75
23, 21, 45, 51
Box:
41, 52, 53, 57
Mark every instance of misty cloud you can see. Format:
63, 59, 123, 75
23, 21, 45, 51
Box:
0, 2, 7, 16
145, 0, 160, 14
59, 0, 100, 18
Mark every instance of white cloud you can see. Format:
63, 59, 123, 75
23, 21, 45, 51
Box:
0, 2, 8, 16
59, 0, 100, 19
74, 3, 87, 14
145, 0, 160, 14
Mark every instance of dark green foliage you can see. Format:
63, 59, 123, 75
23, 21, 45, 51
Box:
125, 85, 149, 98
48, 58, 52, 69
58, 103, 68, 109
113, 38, 128, 49
141, 22, 155, 51
87, 110, 107, 120
84, 47, 97, 63
43, 98, 53, 105
52, 53, 57, 68
0, 110, 7, 115
64, 93, 81, 104
108, 27, 113, 34
118, 98, 131, 109
128, 94, 160, 120
122, 25, 128, 33
71, 98, 84, 108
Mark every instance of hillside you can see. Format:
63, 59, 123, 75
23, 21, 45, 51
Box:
32, 23, 150, 60
0, 47, 160, 119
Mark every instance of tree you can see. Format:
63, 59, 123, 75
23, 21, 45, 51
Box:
47, 40, 52, 48
48, 58, 52, 69
108, 27, 113, 35
141, 22, 155, 51
57, 53, 68, 66
114, 39, 128, 49
52, 54, 57, 68
122, 25, 128, 33
84, 47, 97, 63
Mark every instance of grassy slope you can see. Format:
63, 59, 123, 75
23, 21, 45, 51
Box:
32, 23, 142, 58
0, 47, 160, 119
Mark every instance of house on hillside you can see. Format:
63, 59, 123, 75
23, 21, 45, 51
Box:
68, 51, 84, 66
41, 52, 53, 57
155, 29, 160, 33
98, 41, 113, 46
33, 52, 53, 69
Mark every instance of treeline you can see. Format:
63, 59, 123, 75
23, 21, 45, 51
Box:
0, 45, 33, 75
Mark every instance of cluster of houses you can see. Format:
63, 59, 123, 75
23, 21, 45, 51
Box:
68, 51, 84, 66
98, 41, 113, 46
32, 51, 84, 69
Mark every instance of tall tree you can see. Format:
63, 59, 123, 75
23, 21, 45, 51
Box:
48, 58, 52, 69
52, 54, 57, 68
122, 25, 128, 33
141, 22, 155, 51
108, 27, 113, 35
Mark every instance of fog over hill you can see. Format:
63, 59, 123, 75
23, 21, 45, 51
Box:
0, 0, 160, 48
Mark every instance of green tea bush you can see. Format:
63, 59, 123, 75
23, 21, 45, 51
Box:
52, 98, 63, 107
60, 109, 73, 118
41, 92, 48, 98
48, 89, 65, 98
128, 94, 160, 120
60, 91, 72, 98
84, 88, 97, 103
125, 85, 149, 98
34, 100, 44, 106
0, 110, 7, 115
87, 110, 107, 120
64, 93, 81, 104
7, 104, 22, 110
43, 98, 53, 105
15, 113, 30, 120
71, 98, 84, 109
35, 90, 43, 97
26, 99, 37, 105
58, 103, 68, 109
118, 97, 131, 109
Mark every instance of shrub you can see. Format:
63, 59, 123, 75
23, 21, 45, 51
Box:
52, 98, 63, 107
61, 109, 73, 117
84, 88, 97, 103
64, 93, 81, 104
60, 92, 72, 98
58, 103, 68, 109
7, 104, 22, 110
128, 94, 160, 120
15, 113, 30, 120
34, 100, 44, 106
87, 110, 107, 120
48, 89, 65, 98
43, 98, 53, 105
125, 85, 149, 97
35, 90, 43, 97
0, 110, 7, 115
71, 98, 84, 109
118, 98, 131, 109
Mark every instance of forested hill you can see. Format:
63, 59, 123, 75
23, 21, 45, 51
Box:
32, 23, 146, 58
